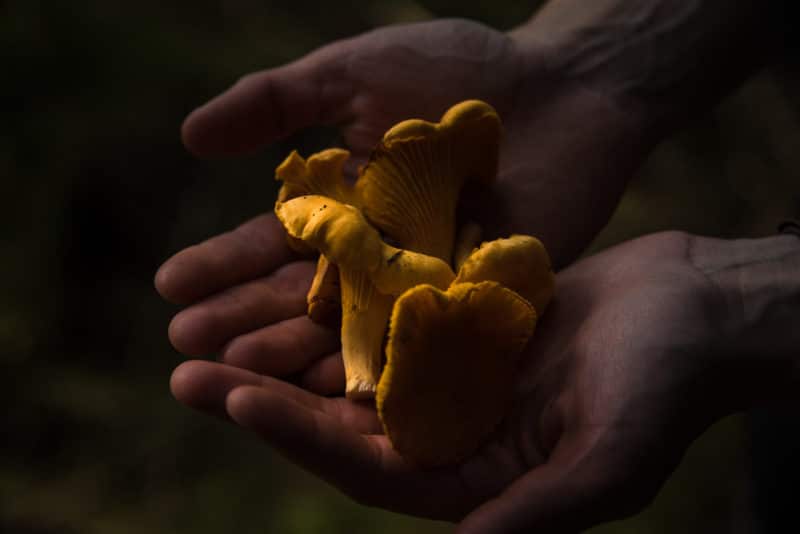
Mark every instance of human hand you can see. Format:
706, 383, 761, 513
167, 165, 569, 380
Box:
180, 17, 652, 268
166, 231, 750, 532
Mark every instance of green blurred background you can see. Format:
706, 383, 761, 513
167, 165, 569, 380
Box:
3, 1, 799, 533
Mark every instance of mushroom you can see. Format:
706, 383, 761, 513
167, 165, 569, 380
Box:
275, 195, 455, 398
376, 233, 554, 466
356, 100, 501, 263
454, 235, 555, 315
377, 281, 536, 467
274, 148, 357, 323
275, 148, 356, 205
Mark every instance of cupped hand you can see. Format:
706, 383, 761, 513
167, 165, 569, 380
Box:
164, 231, 735, 532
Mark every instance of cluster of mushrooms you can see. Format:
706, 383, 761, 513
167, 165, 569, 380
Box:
273, 100, 555, 467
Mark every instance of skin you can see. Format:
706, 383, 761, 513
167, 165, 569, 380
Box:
162, 227, 800, 532
157, 1, 797, 531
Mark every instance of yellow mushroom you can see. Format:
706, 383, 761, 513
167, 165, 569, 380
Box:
275, 148, 356, 205
274, 148, 357, 319
356, 100, 501, 264
275, 195, 455, 399
454, 235, 555, 316
377, 281, 536, 467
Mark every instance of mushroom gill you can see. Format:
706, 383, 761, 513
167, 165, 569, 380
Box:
356, 100, 501, 263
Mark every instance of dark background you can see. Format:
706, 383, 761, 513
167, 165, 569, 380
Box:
3, 1, 799, 532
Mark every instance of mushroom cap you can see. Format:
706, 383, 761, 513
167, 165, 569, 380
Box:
275, 149, 356, 255
275, 195, 384, 273
455, 235, 555, 316
276, 148, 355, 204
356, 100, 502, 263
377, 281, 536, 468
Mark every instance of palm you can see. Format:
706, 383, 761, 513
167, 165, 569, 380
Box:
469, 232, 728, 530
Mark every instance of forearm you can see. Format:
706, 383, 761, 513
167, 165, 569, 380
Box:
692, 234, 800, 407
512, 0, 773, 133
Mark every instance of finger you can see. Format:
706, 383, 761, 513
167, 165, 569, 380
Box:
170, 360, 381, 434
155, 213, 296, 305
168, 261, 315, 356
220, 315, 340, 376
300, 352, 345, 396
226, 385, 469, 518
226, 385, 385, 498
182, 41, 355, 156
170, 360, 262, 419
456, 432, 648, 534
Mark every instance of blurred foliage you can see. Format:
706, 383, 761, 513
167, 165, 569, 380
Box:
2, 0, 799, 533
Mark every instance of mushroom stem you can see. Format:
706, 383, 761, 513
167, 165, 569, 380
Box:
339, 268, 394, 399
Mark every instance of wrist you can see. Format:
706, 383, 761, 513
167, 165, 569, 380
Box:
507, 5, 666, 150
510, 0, 769, 138
691, 234, 800, 408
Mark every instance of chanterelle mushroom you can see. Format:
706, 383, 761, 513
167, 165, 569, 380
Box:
275, 195, 455, 398
377, 281, 536, 467
375, 233, 554, 466
276, 148, 355, 205
356, 100, 501, 263
275, 148, 357, 319
455, 234, 555, 315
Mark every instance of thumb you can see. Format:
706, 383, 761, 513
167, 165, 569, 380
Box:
182, 39, 356, 157
456, 433, 650, 534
